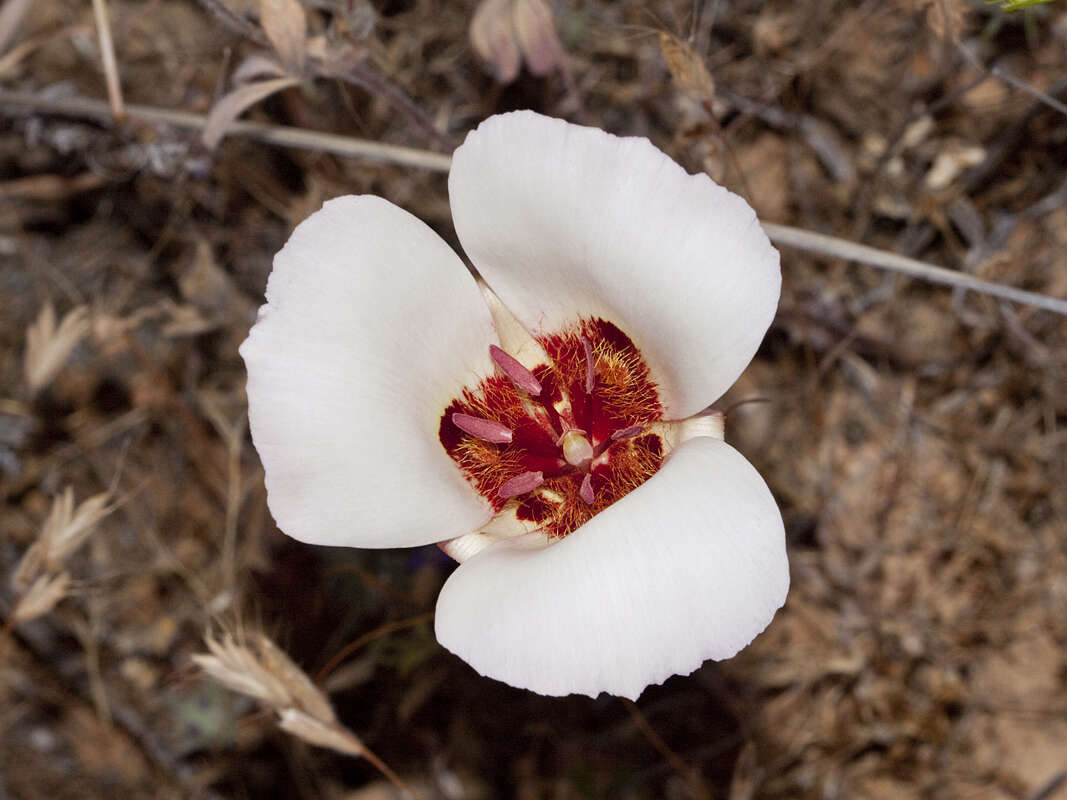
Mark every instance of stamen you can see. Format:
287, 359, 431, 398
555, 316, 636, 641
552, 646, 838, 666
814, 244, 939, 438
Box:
497, 470, 544, 499
580, 473, 594, 505
452, 413, 513, 444
490, 345, 542, 396
610, 424, 646, 441
582, 336, 594, 393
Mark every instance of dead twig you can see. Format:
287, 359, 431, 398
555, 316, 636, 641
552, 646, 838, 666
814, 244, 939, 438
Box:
0, 88, 451, 170
314, 611, 434, 683
762, 223, 1067, 316
623, 698, 711, 800
90, 0, 124, 119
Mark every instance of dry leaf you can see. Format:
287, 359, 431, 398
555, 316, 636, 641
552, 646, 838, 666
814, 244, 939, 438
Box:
470, 0, 521, 83
232, 52, 290, 84
25, 303, 90, 393
512, 0, 564, 76
202, 76, 302, 149
924, 143, 986, 190
260, 0, 307, 74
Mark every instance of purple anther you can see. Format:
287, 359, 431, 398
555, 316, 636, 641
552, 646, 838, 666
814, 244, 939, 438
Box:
582, 336, 595, 394
489, 345, 542, 396
580, 473, 595, 505
452, 413, 513, 444
610, 424, 646, 441
497, 470, 545, 499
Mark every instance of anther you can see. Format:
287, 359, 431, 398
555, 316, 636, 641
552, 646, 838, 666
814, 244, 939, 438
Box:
580, 473, 594, 505
582, 336, 595, 393
489, 345, 542, 396
497, 470, 544, 499
452, 413, 513, 444
610, 424, 645, 441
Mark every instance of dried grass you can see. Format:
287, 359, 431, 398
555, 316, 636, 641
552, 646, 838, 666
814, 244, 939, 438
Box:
24, 303, 91, 394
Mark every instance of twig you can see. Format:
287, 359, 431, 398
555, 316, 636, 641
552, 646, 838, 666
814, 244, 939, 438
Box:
2, 89, 1066, 317
315, 611, 434, 683
957, 41, 1067, 119
761, 223, 1067, 316
90, 0, 124, 119
0, 89, 451, 171
328, 63, 454, 147
623, 698, 711, 800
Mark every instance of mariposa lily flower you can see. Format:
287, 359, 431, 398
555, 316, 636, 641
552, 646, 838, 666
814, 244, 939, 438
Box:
240, 111, 789, 700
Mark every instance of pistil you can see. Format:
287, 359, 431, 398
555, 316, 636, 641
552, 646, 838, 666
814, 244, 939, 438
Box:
561, 430, 594, 466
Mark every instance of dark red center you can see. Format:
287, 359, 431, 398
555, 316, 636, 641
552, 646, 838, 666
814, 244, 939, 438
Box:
439, 318, 665, 540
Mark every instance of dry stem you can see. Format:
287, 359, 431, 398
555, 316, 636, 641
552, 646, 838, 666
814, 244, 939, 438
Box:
90, 0, 124, 119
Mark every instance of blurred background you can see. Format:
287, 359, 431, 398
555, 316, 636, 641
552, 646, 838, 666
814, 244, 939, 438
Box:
1, 0, 1066, 797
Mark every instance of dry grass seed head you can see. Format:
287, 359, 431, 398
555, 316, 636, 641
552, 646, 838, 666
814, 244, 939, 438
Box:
192, 632, 298, 710
11, 487, 113, 592
11, 571, 72, 624
193, 632, 376, 761
24, 303, 90, 394
658, 31, 715, 106
193, 631, 335, 722
277, 709, 365, 756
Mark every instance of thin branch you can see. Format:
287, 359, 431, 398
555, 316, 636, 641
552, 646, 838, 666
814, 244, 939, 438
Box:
0, 89, 452, 171
623, 698, 710, 800
315, 611, 434, 683
761, 223, 1067, 316
2, 88, 1065, 316
90, 0, 124, 119
956, 41, 1067, 119
328, 63, 455, 147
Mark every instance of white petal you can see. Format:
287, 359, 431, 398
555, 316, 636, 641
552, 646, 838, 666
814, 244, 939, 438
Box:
434, 436, 788, 699
241, 196, 496, 548
449, 111, 780, 419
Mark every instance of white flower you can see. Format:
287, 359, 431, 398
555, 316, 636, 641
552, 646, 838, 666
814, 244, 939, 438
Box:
240, 111, 789, 700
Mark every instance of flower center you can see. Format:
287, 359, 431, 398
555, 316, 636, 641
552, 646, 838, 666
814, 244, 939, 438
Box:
439, 318, 664, 540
